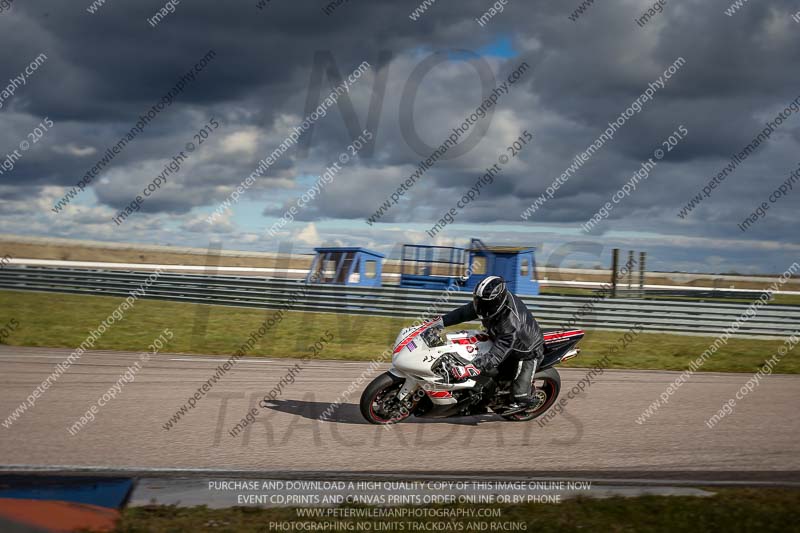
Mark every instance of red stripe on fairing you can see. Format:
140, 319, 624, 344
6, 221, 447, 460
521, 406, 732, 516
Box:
543, 330, 584, 341
426, 391, 453, 398
393, 320, 437, 354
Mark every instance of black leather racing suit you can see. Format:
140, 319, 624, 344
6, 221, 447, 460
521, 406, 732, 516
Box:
442, 293, 544, 401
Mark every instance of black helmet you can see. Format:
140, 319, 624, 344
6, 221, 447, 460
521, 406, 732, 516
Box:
473, 276, 508, 319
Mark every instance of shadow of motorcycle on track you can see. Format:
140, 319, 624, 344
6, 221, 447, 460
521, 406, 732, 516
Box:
261, 397, 497, 426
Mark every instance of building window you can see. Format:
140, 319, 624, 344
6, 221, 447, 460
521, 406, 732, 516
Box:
365, 260, 377, 279
472, 256, 486, 275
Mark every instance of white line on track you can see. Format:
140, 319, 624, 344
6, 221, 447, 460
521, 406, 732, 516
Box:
168, 357, 273, 363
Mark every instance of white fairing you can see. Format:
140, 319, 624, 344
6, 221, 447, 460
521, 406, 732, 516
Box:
389, 324, 495, 404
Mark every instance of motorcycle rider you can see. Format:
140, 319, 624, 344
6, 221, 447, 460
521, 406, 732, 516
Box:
432, 275, 544, 412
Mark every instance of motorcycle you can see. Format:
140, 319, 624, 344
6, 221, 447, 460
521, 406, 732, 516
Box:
360, 320, 584, 424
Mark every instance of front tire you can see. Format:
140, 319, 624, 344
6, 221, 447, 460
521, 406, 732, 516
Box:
360, 372, 414, 425
502, 367, 561, 421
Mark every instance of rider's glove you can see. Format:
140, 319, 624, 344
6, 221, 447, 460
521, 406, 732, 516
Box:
472, 355, 487, 371
451, 364, 480, 381
472, 356, 497, 377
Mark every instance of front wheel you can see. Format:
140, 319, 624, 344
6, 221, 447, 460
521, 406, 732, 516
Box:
502, 367, 561, 421
360, 372, 416, 425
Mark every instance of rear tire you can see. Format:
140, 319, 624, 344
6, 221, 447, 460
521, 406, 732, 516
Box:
502, 367, 561, 422
360, 372, 414, 425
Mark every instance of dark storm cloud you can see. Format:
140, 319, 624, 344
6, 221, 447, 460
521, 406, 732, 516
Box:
0, 0, 798, 272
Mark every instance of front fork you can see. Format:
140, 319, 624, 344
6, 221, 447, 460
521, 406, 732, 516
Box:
387, 370, 430, 415
388, 368, 422, 400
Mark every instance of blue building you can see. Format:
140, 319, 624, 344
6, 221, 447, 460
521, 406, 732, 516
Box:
306, 247, 384, 287
397, 238, 540, 296
463, 238, 539, 296
397, 244, 466, 291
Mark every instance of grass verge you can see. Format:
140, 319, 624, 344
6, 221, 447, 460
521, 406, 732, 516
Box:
1, 289, 796, 373
115, 488, 800, 532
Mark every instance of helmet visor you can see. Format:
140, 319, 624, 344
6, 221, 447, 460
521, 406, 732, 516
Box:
473, 292, 506, 319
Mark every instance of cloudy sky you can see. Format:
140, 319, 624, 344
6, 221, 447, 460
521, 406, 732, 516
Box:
1, 0, 799, 273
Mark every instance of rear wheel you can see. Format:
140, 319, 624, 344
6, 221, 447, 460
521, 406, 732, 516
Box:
501, 367, 561, 422
360, 372, 416, 425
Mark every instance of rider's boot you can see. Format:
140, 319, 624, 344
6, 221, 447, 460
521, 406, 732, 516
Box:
505, 396, 538, 413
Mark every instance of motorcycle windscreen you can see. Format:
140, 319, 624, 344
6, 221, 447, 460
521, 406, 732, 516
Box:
419, 327, 446, 348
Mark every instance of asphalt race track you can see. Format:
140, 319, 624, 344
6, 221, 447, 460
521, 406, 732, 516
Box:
1, 345, 798, 475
